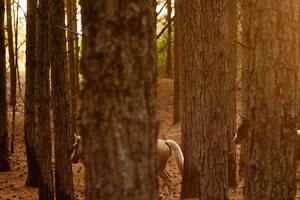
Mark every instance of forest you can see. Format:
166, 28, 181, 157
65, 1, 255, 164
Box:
0, 0, 299, 200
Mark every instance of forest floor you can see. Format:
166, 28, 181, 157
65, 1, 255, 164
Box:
1, 77, 300, 200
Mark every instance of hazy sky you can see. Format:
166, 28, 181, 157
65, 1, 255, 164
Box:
19, 0, 26, 13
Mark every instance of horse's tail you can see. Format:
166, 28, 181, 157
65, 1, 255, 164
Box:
165, 139, 184, 173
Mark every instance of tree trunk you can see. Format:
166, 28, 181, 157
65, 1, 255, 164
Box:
10, 0, 19, 154
151, 0, 157, 98
49, 0, 74, 199
66, 0, 77, 136
224, 0, 237, 188
165, 0, 172, 78
7, 0, 16, 154
173, 0, 180, 124
24, 0, 39, 187
179, 1, 229, 199
36, 0, 54, 198
244, 1, 299, 199
80, 1, 158, 199
79, 0, 85, 80
238, 0, 252, 179
72, 0, 80, 95
0, 0, 10, 171
7, 0, 15, 109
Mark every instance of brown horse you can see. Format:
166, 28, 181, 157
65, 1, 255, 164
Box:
71, 133, 184, 200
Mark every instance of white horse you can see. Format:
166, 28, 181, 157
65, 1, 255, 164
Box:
71, 134, 184, 200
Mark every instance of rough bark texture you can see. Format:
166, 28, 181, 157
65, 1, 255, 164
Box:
24, 0, 39, 187
0, 0, 10, 171
80, 1, 158, 199
12, 0, 20, 153
179, 1, 228, 199
36, 0, 54, 198
7, 0, 15, 107
165, 0, 172, 78
72, 0, 80, 95
244, 1, 299, 199
224, 0, 237, 188
79, 0, 85, 78
66, 0, 77, 136
151, 0, 157, 98
49, 0, 74, 199
172, 0, 180, 124
238, 0, 251, 178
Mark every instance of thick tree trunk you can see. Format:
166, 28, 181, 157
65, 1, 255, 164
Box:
24, 0, 39, 187
0, 0, 10, 171
80, 1, 158, 199
244, 1, 299, 199
49, 0, 74, 199
179, 1, 229, 199
173, 0, 180, 124
36, 0, 54, 198
224, 0, 237, 188
238, 0, 252, 178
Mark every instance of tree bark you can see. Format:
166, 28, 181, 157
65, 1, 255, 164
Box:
10, 0, 19, 154
7, 0, 16, 154
7, 0, 15, 107
224, 0, 237, 188
66, 0, 77, 136
244, 0, 299, 199
151, 0, 157, 98
0, 0, 10, 171
49, 0, 74, 199
80, 1, 158, 199
165, 0, 172, 78
72, 0, 80, 95
173, 0, 180, 124
238, 0, 252, 179
24, 0, 39, 187
36, 0, 54, 198
179, 1, 229, 199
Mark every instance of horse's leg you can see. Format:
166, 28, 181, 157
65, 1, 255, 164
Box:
159, 170, 173, 200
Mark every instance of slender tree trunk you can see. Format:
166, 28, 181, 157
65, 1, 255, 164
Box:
224, 0, 237, 188
49, 0, 74, 199
24, 0, 39, 187
7, 0, 14, 107
10, 0, 19, 154
79, 0, 85, 80
165, 0, 172, 78
244, 1, 299, 199
80, 1, 158, 199
173, 0, 180, 124
66, 0, 77, 136
36, 0, 54, 198
0, 0, 10, 171
71, 0, 80, 94
179, 1, 229, 199
151, 0, 157, 98
6, 0, 15, 153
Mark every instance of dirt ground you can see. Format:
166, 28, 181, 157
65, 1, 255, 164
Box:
1, 78, 300, 200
